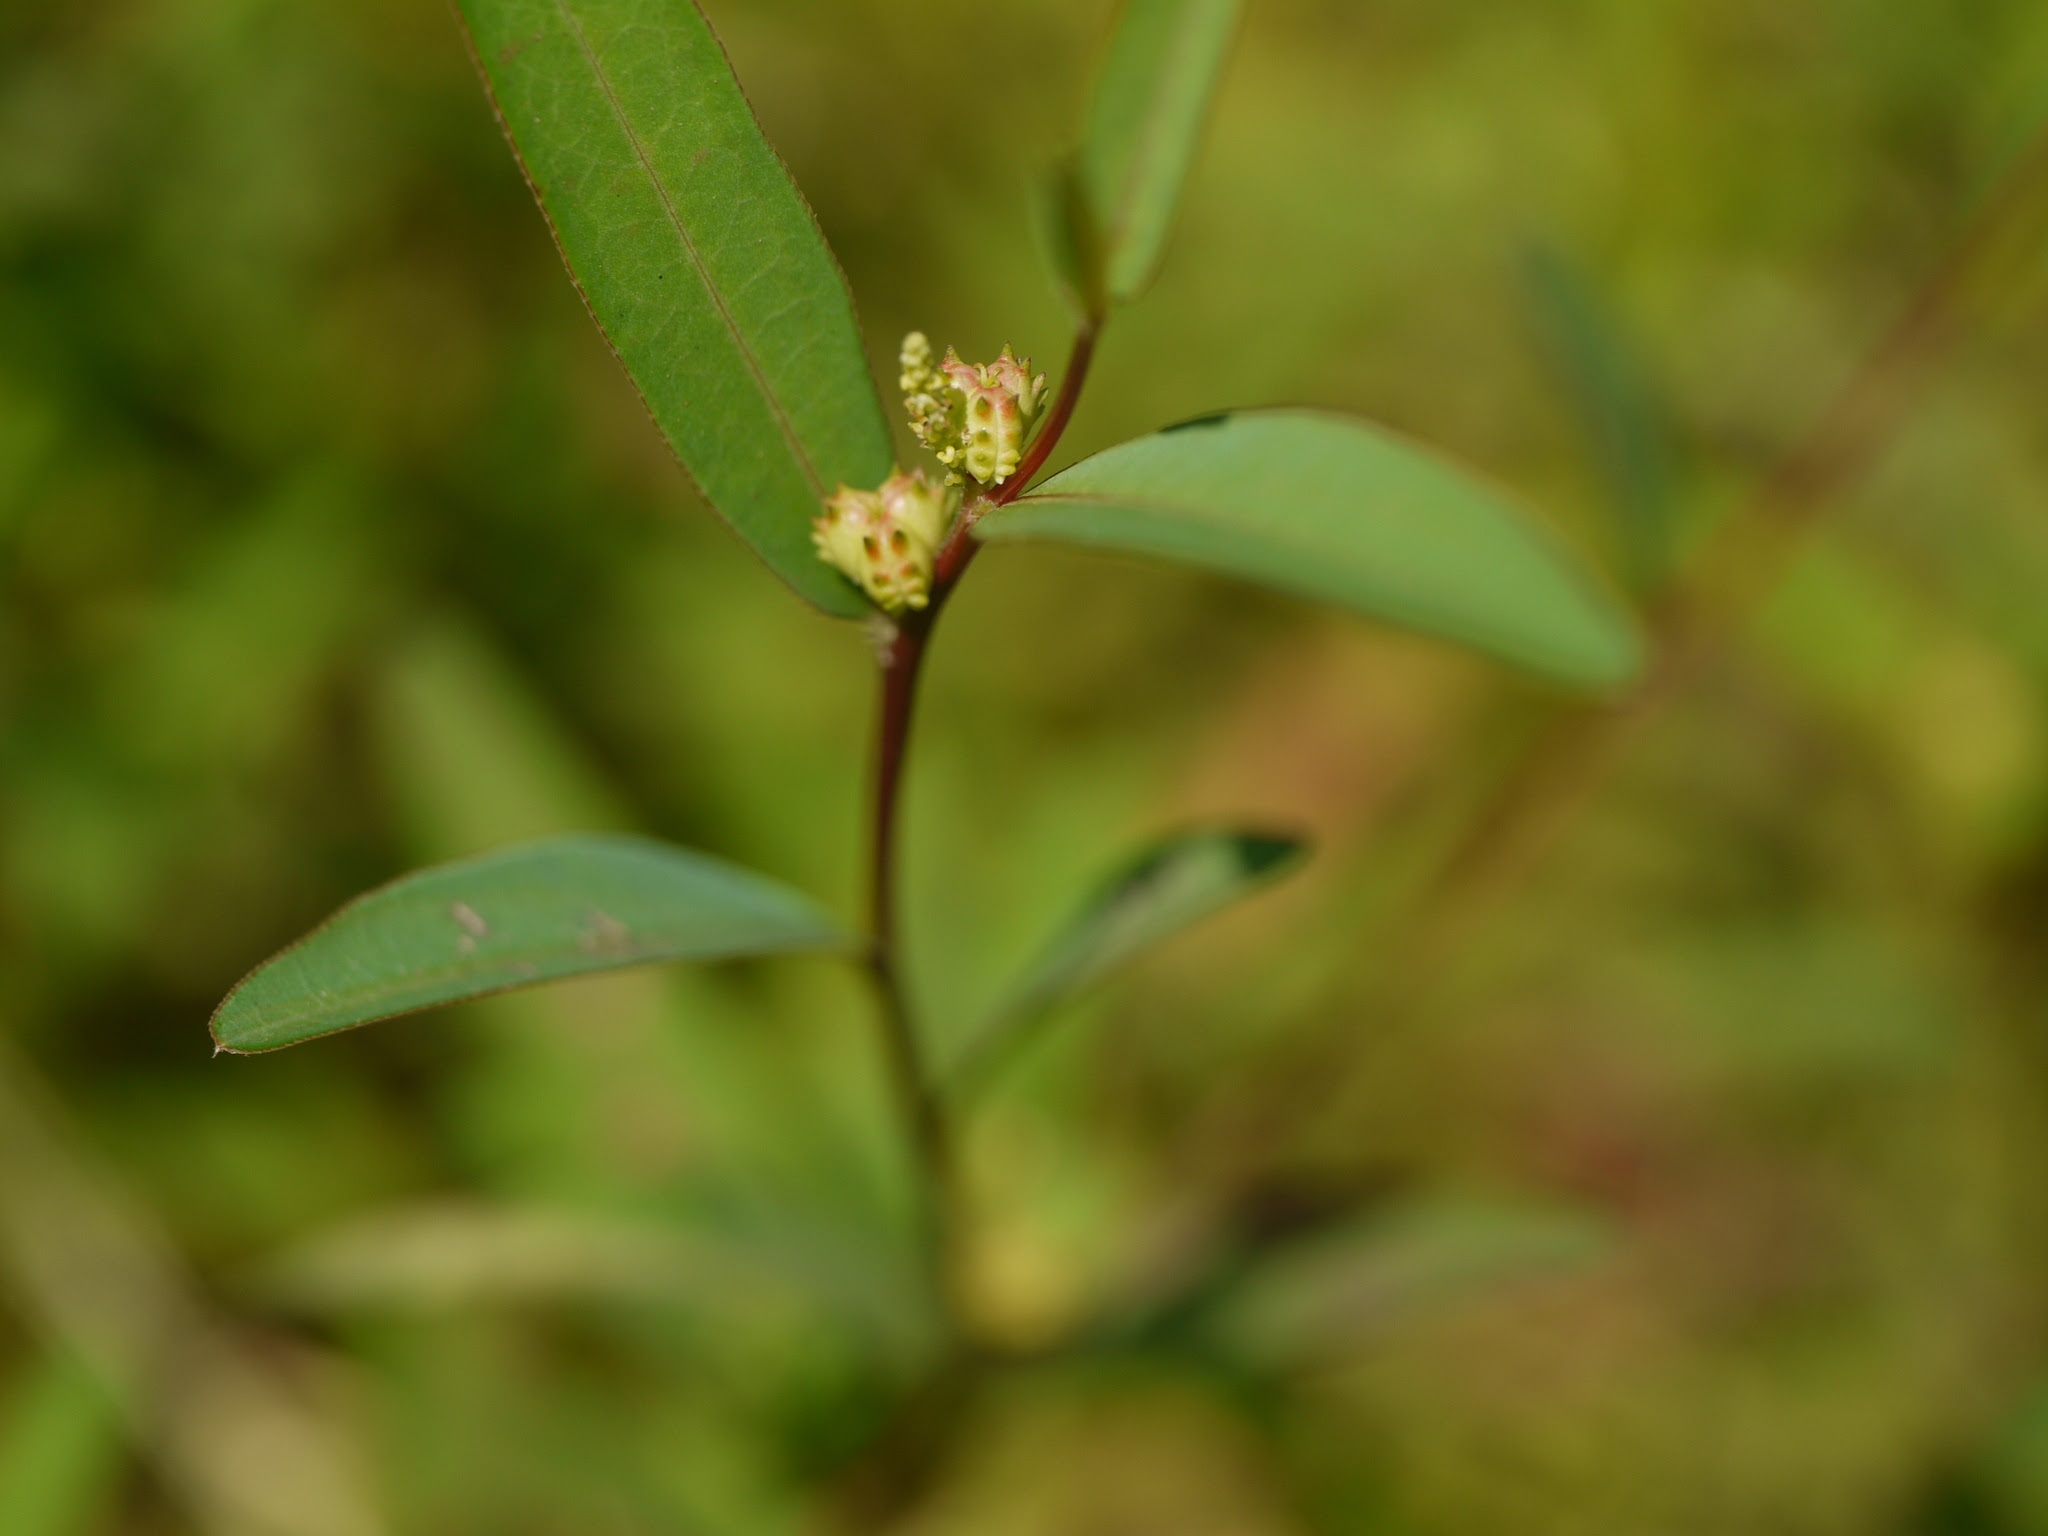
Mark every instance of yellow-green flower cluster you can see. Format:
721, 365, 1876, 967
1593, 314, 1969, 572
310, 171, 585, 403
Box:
900, 332, 1048, 487
811, 467, 955, 613
900, 332, 966, 482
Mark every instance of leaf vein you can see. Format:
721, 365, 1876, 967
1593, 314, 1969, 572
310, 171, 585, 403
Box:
549, 0, 824, 498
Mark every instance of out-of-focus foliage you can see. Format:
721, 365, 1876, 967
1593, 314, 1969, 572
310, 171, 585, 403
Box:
2, 0, 2048, 1530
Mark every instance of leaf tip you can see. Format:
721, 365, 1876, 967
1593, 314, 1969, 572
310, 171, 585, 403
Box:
1570, 611, 1652, 694
208, 979, 257, 1056
1234, 831, 1309, 879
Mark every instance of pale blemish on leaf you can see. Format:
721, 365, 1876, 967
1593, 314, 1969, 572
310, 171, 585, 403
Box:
210, 835, 849, 1052
580, 908, 632, 957
451, 900, 489, 956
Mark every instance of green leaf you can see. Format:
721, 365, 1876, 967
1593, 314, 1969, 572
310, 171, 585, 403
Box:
1204, 1197, 1612, 1368
950, 827, 1304, 1093
1521, 244, 1676, 594
975, 409, 1644, 689
254, 1200, 929, 1349
455, 0, 892, 616
255, 1203, 765, 1313
212, 835, 849, 1053
1068, 0, 1242, 311
1033, 153, 1106, 324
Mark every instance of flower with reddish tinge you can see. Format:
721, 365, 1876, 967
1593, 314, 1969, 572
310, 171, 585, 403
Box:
900, 332, 1048, 487
812, 467, 956, 613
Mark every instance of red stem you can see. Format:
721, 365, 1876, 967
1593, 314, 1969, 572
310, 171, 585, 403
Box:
860, 322, 1101, 1299
866, 618, 951, 1287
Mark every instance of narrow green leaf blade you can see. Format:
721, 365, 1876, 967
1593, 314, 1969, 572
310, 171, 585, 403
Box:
976, 410, 1644, 689
1521, 244, 1676, 594
1075, 0, 1241, 309
456, 0, 891, 616
212, 835, 849, 1053
951, 828, 1304, 1091
1205, 1197, 1612, 1367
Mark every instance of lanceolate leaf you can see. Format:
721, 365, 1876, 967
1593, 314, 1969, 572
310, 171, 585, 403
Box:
1067, 0, 1242, 312
1204, 1197, 1612, 1367
455, 0, 891, 616
212, 836, 849, 1053
1521, 244, 1676, 594
950, 828, 1304, 1092
976, 410, 1643, 689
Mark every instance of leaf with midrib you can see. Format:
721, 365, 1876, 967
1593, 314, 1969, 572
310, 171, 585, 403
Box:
950, 828, 1305, 1093
455, 0, 891, 616
1058, 0, 1241, 314
211, 836, 850, 1053
975, 410, 1644, 690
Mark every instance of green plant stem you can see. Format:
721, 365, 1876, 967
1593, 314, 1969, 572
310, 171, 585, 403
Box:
861, 322, 1101, 1318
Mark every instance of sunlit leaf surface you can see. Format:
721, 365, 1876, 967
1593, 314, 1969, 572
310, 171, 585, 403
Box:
456, 0, 892, 615
212, 836, 849, 1052
978, 410, 1643, 689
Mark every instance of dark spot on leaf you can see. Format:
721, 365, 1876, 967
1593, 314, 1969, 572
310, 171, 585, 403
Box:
1161, 412, 1231, 434
499, 32, 541, 66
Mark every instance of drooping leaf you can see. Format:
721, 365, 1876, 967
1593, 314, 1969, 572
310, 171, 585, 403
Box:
950, 828, 1304, 1092
1521, 244, 1676, 593
1203, 1197, 1612, 1368
455, 0, 892, 616
1062, 0, 1242, 313
976, 410, 1643, 689
212, 836, 849, 1053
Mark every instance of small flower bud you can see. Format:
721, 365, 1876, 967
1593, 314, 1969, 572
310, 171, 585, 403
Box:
901, 333, 967, 483
812, 467, 957, 613
900, 333, 1050, 488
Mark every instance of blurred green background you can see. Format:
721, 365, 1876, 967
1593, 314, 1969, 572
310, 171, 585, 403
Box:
6, 0, 2048, 1530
